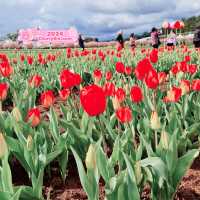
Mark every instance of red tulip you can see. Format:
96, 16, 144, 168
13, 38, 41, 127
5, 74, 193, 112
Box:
180, 61, 188, 73
59, 89, 70, 101
184, 55, 191, 63
134, 58, 152, 80
105, 71, 112, 81
80, 84, 106, 116
188, 64, 197, 75
40, 90, 55, 108
47, 54, 52, 61
103, 82, 115, 97
174, 21, 181, 29
0, 62, 13, 77
150, 49, 158, 63
171, 64, 179, 75
0, 54, 9, 63
141, 48, 146, 54
115, 62, 125, 74
145, 69, 159, 89
60, 69, 82, 89
158, 72, 167, 84
29, 75, 42, 88
192, 80, 200, 91
0, 83, 9, 101
12, 58, 18, 64
26, 108, 41, 127
130, 86, 143, 103
66, 48, 71, 55
93, 69, 102, 81
125, 66, 132, 75
92, 49, 97, 54
115, 88, 126, 103
20, 54, 25, 62
27, 56, 33, 65
51, 55, 56, 61
116, 107, 132, 123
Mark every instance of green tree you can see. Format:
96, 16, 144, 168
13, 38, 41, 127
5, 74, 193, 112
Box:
7, 32, 18, 41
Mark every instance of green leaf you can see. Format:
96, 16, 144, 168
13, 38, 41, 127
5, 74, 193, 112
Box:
110, 113, 117, 128
81, 112, 89, 133
0, 192, 11, 200
32, 170, 44, 199
70, 147, 93, 199
60, 120, 88, 142
10, 187, 23, 200
141, 157, 168, 187
172, 149, 199, 189
123, 153, 140, 200
99, 115, 116, 141
58, 150, 69, 181
5, 136, 21, 153
117, 182, 129, 200
19, 186, 41, 200
109, 136, 120, 166
49, 107, 60, 142
60, 104, 69, 119
140, 134, 155, 157
2, 157, 13, 194
96, 145, 110, 183
187, 122, 200, 136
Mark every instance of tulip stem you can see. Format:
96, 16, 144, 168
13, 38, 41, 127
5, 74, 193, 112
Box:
0, 101, 2, 113
155, 131, 158, 150
98, 116, 108, 153
128, 123, 137, 150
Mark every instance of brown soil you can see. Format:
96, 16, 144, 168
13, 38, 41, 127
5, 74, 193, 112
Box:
42, 156, 105, 200
174, 156, 200, 200
10, 147, 200, 200
42, 156, 200, 200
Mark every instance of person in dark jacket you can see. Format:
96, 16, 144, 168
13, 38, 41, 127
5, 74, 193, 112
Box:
193, 26, 200, 48
78, 34, 85, 50
116, 30, 124, 49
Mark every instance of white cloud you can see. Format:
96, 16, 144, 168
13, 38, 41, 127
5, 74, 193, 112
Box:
1, 0, 200, 40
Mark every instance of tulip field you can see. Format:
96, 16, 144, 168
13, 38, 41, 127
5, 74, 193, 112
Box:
0, 46, 200, 200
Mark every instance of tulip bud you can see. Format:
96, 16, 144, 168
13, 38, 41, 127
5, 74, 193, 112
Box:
112, 96, 121, 111
160, 131, 169, 149
24, 89, 29, 98
94, 77, 100, 85
85, 144, 96, 170
176, 71, 184, 81
12, 107, 22, 122
0, 133, 8, 159
150, 111, 161, 130
80, 84, 83, 90
125, 84, 130, 95
27, 135, 33, 151
135, 161, 142, 185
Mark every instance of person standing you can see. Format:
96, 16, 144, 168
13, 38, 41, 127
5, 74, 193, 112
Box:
78, 34, 85, 50
129, 33, 136, 51
151, 27, 161, 48
116, 30, 124, 50
193, 26, 200, 48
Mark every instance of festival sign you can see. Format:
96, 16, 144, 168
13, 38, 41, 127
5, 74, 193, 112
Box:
18, 27, 79, 44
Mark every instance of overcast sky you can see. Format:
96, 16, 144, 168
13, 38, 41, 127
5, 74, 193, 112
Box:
0, 0, 200, 40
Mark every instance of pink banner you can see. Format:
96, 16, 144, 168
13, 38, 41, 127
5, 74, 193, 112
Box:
18, 28, 79, 44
